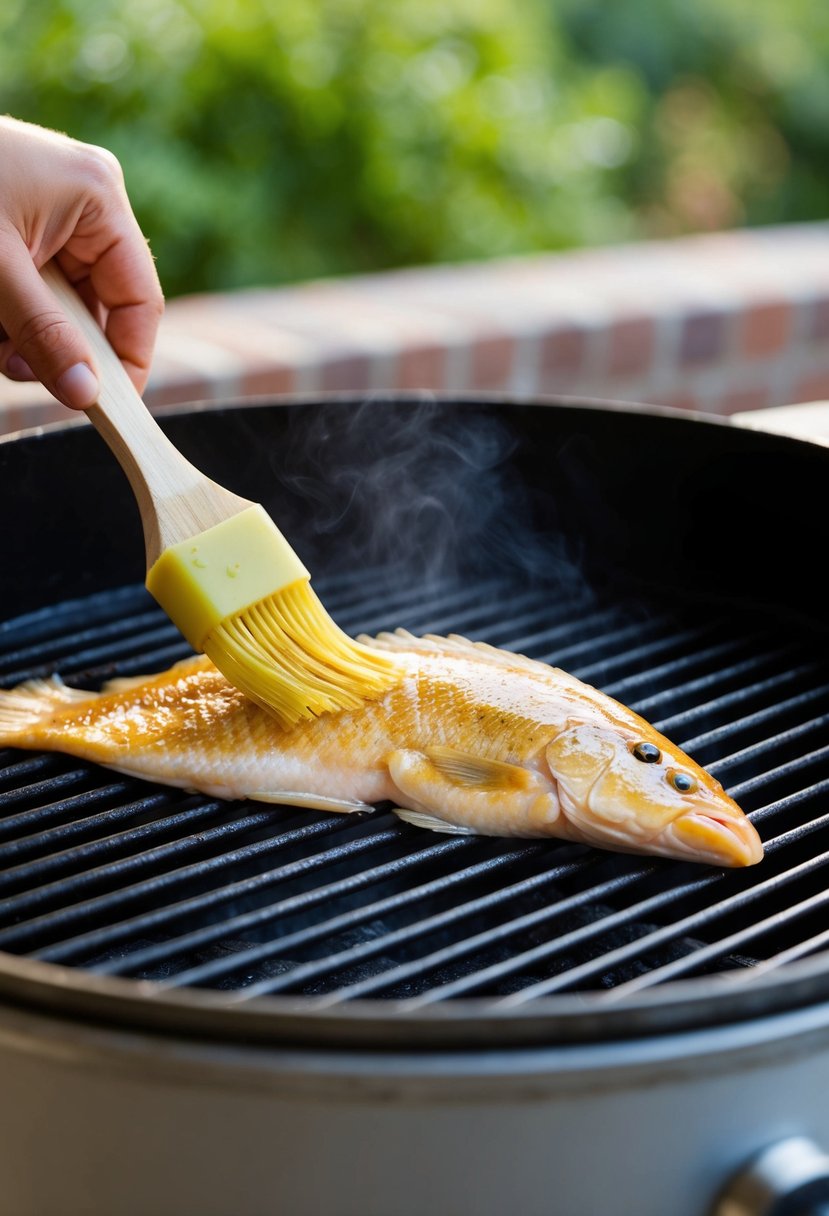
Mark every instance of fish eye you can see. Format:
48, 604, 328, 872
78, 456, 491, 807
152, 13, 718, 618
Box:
668, 770, 698, 794
632, 742, 661, 764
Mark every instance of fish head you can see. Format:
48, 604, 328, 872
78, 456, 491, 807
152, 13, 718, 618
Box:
545, 722, 762, 867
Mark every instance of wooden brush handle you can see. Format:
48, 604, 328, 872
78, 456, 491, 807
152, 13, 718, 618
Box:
41, 261, 251, 569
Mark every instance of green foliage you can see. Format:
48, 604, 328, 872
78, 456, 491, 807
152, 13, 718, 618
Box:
1, 0, 826, 296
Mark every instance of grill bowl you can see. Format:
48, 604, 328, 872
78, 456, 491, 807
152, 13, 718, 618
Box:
1, 392, 827, 1049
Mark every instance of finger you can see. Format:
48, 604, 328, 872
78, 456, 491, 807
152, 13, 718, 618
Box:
61, 272, 106, 330
85, 231, 164, 395
5, 353, 37, 382
59, 211, 164, 396
0, 333, 32, 379
0, 231, 99, 409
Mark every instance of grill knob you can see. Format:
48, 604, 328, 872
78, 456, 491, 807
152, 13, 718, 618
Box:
715, 1137, 829, 1216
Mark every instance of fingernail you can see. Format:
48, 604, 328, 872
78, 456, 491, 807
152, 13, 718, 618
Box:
56, 363, 99, 409
6, 354, 36, 381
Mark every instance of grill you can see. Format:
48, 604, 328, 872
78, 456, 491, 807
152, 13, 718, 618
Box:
4, 394, 829, 1216
2, 563, 829, 1044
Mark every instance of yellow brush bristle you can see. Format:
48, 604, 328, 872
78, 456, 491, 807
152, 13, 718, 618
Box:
145, 505, 402, 727
202, 580, 403, 726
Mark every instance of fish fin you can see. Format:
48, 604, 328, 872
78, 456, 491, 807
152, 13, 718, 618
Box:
101, 655, 211, 695
359, 628, 465, 653
392, 807, 477, 835
388, 749, 558, 837
0, 676, 98, 743
249, 790, 374, 815
359, 628, 557, 681
424, 745, 534, 791
101, 675, 156, 694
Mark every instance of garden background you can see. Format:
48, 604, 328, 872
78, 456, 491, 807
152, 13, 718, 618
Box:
2, 0, 827, 299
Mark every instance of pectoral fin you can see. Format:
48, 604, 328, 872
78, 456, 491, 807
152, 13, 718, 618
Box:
387, 748, 559, 837
424, 746, 536, 790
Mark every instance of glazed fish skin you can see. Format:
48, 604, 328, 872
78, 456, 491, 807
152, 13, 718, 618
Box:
0, 630, 762, 867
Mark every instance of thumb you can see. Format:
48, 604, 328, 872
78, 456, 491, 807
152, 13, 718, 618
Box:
0, 237, 100, 409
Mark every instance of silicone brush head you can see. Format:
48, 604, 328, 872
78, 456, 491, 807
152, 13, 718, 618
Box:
203, 582, 402, 724
146, 505, 401, 727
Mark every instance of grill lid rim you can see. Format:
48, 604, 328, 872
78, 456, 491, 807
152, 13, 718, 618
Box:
3, 393, 829, 1048
2, 947, 829, 1051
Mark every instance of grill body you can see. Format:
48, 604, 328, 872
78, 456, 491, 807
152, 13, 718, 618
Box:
2, 998, 829, 1216
1, 394, 828, 1215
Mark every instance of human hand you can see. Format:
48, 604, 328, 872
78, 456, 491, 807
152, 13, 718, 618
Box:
0, 116, 164, 409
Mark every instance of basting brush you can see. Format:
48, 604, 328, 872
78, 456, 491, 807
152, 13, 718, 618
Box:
42, 261, 401, 726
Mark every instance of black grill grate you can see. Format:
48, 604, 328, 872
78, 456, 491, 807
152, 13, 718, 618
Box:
2, 568, 829, 1019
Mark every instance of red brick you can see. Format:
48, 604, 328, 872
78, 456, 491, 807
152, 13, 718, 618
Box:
0, 404, 22, 436
145, 377, 213, 408
539, 327, 586, 376
679, 312, 728, 364
720, 386, 772, 415
741, 301, 791, 356
470, 334, 513, 388
396, 344, 446, 389
809, 297, 829, 342
320, 355, 372, 392
792, 372, 829, 403
239, 364, 296, 396
607, 317, 656, 377
6, 398, 67, 432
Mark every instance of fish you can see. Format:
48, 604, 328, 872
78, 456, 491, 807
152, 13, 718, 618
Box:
0, 629, 762, 867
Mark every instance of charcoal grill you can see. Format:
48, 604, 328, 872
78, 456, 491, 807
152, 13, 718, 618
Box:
1, 393, 829, 1216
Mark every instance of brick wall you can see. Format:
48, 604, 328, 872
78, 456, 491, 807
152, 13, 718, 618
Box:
1, 222, 827, 435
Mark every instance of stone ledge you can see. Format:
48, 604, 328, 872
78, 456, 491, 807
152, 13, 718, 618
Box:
1, 222, 828, 435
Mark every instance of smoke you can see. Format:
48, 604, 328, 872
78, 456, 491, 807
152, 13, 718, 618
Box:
273, 393, 590, 599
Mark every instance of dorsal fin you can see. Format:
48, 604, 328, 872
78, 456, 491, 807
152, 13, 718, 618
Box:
359, 628, 562, 682
101, 654, 210, 695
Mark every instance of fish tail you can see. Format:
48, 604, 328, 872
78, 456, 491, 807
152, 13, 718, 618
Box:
0, 677, 98, 745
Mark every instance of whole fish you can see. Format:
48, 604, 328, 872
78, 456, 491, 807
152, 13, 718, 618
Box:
0, 630, 762, 867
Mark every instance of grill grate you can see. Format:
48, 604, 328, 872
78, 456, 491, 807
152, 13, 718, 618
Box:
2, 567, 829, 1023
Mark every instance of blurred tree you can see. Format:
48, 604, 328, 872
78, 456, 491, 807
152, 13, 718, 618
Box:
0, 0, 825, 296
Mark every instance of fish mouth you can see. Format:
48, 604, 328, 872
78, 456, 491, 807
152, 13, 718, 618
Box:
662, 807, 763, 868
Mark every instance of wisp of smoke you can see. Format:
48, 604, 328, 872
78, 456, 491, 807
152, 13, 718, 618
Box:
275, 394, 591, 604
